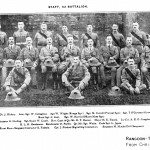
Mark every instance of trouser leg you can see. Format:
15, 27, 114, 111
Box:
116, 66, 124, 87
99, 65, 106, 87
1, 67, 7, 87
111, 67, 117, 87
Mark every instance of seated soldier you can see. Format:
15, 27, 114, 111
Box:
62, 56, 90, 93
116, 36, 139, 87
58, 34, 81, 86
100, 35, 119, 87
121, 57, 146, 94
141, 45, 150, 89
1, 37, 21, 87
39, 37, 59, 90
18, 37, 39, 89
81, 38, 102, 88
3, 59, 31, 95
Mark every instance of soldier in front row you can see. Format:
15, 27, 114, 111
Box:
121, 57, 146, 94
18, 37, 39, 88
3, 59, 31, 95
62, 56, 90, 93
39, 37, 60, 90
1, 37, 21, 87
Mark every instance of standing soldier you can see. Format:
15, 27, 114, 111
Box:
39, 37, 60, 90
116, 37, 140, 87
3, 59, 31, 95
121, 57, 146, 94
99, 35, 119, 88
111, 24, 126, 50
1, 37, 21, 87
58, 34, 81, 86
54, 25, 70, 57
81, 23, 100, 49
0, 24, 7, 49
13, 22, 30, 49
129, 22, 147, 56
18, 37, 39, 89
34, 22, 53, 52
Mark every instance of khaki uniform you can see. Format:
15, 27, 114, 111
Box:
129, 30, 147, 55
39, 45, 60, 88
58, 45, 81, 74
100, 45, 119, 87
4, 67, 31, 91
34, 30, 53, 52
0, 31, 7, 49
18, 46, 39, 86
62, 62, 90, 91
116, 46, 140, 87
1, 45, 21, 86
54, 33, 70, 56
121, 67, 146, 92
141, 46, 150, 88
81, 32, 100, 49
13, 30, 30, 49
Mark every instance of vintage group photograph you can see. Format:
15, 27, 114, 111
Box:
0, 12, 150, 106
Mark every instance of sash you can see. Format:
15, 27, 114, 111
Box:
60, 34, 68, 43
73, 34, 78, 40
131, 31, 145, 45
39, 31, 47, 39
125, 68, 136, 81
85, 33, 97, 47
111, 33, 120, 47
14, 68, 25, 84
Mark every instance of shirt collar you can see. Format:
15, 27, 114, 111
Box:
107, 44, 112, 47
68, 44, 73, 49
47, 45, 52, 49
9, 44, 14, 48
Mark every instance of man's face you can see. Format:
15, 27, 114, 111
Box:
41, 23, 47, 31
18, 22, 24, 30
87, 25, 93, 32
67, 37, 73, 45
47, 37, 52, 45
128, 58, 135, 67
132, 23, 139, 31
73, 57, 80, 65
112, 25, 118, 32
126, 37, 132, 46
26, 37, 32, 46
62, 26, 68, 33
9, 37, 14, 45
87, 39, 94, 47
106, 36, 112, 44
15, 60, 22, 69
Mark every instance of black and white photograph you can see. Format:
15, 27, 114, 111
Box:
0, 12, 150, 106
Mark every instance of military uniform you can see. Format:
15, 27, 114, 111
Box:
81, 32, 100, 49
18, 46, 39, 86
129, 30, 147, 55
100, 44, 119, 87
121, 67, 146, 92
54, 32, 70, 56
58, 45, 81, 74
1, 45, 21, 87
13, 30, 30, 49
62, 62, 90, 91
34, 30, 53, 52
0, 31, 7, 49
141, 46, 150, 88
116, 46, 140, 87
39, 45, 59, 89
4, 67, 31, 91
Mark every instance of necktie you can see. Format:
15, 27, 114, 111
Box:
49, 46, 51, 49
11, 45, 13, 49
29, 46, 30, 50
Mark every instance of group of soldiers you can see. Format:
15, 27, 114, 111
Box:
1, 20, 150, 98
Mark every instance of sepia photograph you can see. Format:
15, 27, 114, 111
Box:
0, 12, 150, 106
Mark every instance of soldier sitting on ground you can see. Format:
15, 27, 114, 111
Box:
121, 57, 146, 94
3, 59, 31, 95
62, 56, 90, 94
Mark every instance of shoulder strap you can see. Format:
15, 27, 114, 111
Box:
125, 68, 136, 81
39, 31, 47, 39
60, 34, 68, 43
131, 31, 145, 45
110, 32, 120, 47
14, 68, 25, 80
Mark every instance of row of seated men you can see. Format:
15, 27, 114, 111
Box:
0, 21, 150, 96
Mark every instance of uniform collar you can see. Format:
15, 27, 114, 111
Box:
107, 44, 112, 47
68, 44, 74, 49
88, 46, 94, 51
9, 44, 14, 48
47, 45, 52, 49
27, 45, 32, 49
